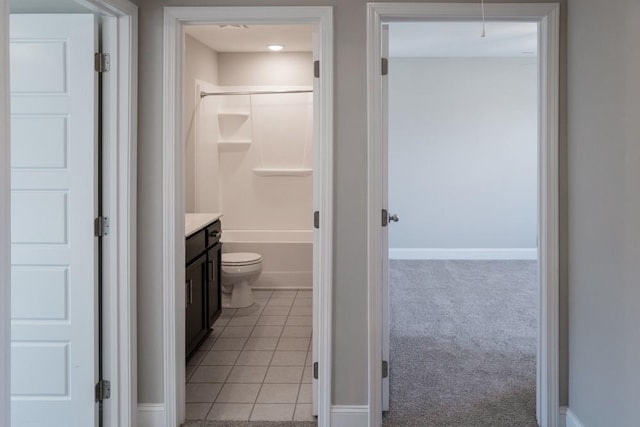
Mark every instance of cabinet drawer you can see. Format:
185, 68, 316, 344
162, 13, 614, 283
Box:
186, 230, 206, 266
206, 221, 222, 246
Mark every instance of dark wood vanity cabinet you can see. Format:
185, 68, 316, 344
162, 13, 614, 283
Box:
185, 219, 222, 359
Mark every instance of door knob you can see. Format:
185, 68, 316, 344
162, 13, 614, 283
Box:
389, 214, 399, 223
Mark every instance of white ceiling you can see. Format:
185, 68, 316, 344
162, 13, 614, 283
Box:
185, 24, 313, 53
389, 21, 538, 58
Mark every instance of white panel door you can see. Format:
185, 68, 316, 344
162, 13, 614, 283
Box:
381, 23, 390, 412
10, 14, 98, 427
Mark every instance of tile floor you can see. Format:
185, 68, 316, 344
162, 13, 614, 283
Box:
185, 289, 315, 422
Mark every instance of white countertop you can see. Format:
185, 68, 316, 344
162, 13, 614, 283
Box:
185, 213, 222, 237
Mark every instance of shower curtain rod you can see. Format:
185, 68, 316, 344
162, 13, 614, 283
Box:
200, 89, 313, 98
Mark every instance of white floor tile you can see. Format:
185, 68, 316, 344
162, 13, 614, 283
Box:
250, 403, 295, 421
207, 403, 253, 421
292, 298, 312, 307
186, 383, 223, 403
185, 403, 212, 420
262, 306, 291, 316
198, 335, 217, 351
289, 306, 312, 316
250, 325, 284, 338
211, 337, 247, 351
257, 315, 287, 326
281, 326, 312, 338
185, 365, 197, 382
215, 383, 261, 403
257, 383, 300, 403
243, 337, 279, 351
201, 350, 240, 366
264, 366, 303, 384
227, 315, 259, 327
267, 298, 294, 307
235, 350, 274, 366
220, 326, 253, 338
270, 351, 307, 367
252, 290, 273, 300
285, 316, 312, 326
302, 366, 313, 383
189, 365, 232, 383
235, 303, 264, 316
213, 316, 230, 328
187, 350, 206, 366
293, 403, 314, 421
297, 383, 312, 403
226, 366, 267, 383
277, 337, 310, 351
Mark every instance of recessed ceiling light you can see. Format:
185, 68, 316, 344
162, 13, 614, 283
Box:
268, 44, 284, 52
218, 25, 249, 30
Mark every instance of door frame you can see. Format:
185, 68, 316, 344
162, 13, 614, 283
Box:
162, 6, 333, 426
0, 0, 138, 426
366, 3, 560, 427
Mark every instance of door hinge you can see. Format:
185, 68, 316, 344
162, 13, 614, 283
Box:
314, 211, 320, 229
95, 52, 110, 73
94, 216, 110, 237
95, 379, 111, 401
382, 360, 389, 378
382, 209, 388, 227
381, 57, 388, 76
313, 362, 319, 379
314, 60, 320, 78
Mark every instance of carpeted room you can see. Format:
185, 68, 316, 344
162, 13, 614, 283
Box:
382, 21, 540, 426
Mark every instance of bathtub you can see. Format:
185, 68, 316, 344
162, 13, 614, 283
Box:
221, 230, 313, 289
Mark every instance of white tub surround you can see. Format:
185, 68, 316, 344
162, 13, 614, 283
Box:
221, 230, 312, 289
185, 213, 222, 237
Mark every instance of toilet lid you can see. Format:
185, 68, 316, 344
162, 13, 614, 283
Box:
222, 252, 262, 266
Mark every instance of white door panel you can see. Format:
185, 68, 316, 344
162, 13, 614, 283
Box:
10, 14, 98, 427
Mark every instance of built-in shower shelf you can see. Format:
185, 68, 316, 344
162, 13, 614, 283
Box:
252, 168, 313, 177
218, 112, 250, 120
217, 140, 252, 151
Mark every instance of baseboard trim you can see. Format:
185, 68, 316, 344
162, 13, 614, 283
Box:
330, 405, 368, 427
137, 404, 165, 427
389, 248, 538, 260
560, 406, 585, 427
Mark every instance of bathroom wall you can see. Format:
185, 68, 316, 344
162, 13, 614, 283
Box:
196, 51, 314, 231
218, 52, 313, 86
184, 34, 218, 212
388, 57, 538, 259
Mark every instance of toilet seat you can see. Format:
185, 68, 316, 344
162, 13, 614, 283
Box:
222, 252, 263, 266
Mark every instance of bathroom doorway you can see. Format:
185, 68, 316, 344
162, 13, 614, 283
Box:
162, 7, 334, 426
366, 3, 560, 426
184, 23, 316, 423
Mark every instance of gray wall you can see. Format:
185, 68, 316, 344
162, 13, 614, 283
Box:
137, 0, 570, 408
184, 34, 218, 212
388, 57, 537, 251
567, 0, 640, 425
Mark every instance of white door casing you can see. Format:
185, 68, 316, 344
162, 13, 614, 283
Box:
10, 14, 98, 427
380, 23, 390, 412
163, 7, 333, 426
367, 3, 560, 427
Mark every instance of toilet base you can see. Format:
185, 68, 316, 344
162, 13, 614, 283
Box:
223, 280, 254, 308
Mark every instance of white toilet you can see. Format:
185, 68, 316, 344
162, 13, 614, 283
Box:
221, 252, 263, 308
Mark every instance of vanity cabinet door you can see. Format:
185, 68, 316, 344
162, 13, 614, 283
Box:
185, 256, 207, 358
206, 243, 222, 328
